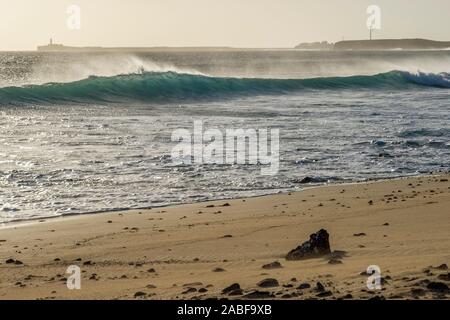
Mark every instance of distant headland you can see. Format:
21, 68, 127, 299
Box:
294, 41, 334, 50
37, 39, 240, 52
296, 38, 450, 51
37, 38, 450, 52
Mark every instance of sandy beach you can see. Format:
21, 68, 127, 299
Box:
0, 174, 449, 300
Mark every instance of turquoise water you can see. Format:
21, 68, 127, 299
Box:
0, 51, 449, 222
1, 70, 449, 104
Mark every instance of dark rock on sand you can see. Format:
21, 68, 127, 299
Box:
134, 291, 146, 298
438, 273, 450, 281
286, 229, 331, 260
316, 282, 325, 292
316, 291, 333, 298
426, 282, 449, 292
262, 261, 283, 270
298, 283, 311, 290
183, 282, 203, 287
213, 267, 226, 272
222, 283, 241, 295
182, 287, 198, 294
257, 278, 279, 288
380, 277, 389, 285
5, 259, 23, 265
435, 264, 448, 270
228, 289, 244, 296
243, 291, 274, 299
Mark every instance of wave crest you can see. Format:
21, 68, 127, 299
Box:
0, 70, 449, 105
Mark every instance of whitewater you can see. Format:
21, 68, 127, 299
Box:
0, 50, 449, 223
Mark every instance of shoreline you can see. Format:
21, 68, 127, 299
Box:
0, 174, 449, 299
2, 172, 447, 228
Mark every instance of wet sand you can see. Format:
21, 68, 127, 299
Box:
0, 175, 449, 300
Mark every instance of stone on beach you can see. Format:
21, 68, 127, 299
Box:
262, 261, 283, 270
243, 291, 274, 299
257, 278, 279, 288
222, 283, 241, 295
426, 282, 449, 292
286, 229, 331, 260
5, 259, 23, 265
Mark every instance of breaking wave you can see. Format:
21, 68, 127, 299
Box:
0, 70, 449, 105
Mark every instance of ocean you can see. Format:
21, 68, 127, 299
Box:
0, 50, 449, 223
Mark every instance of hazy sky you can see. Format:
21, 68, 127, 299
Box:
1, 0, 450, 50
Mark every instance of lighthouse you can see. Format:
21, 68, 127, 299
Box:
37, 38, 65, 51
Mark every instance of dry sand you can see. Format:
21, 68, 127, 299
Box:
0, 174, 449, 300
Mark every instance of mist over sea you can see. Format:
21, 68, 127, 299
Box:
0, 50, 449, 223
